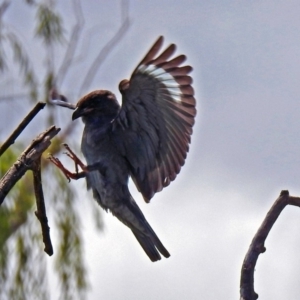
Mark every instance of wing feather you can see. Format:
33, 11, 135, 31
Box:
112, 36, 196, 202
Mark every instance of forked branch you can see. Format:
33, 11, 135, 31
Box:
0, 125, 60, 205
0, 125, 60, 256
240, 190, 300, 300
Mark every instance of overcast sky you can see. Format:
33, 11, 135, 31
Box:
3, 0, 300, 299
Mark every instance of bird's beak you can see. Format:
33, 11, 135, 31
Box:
72, 107, 82, 121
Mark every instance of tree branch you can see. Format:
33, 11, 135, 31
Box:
56, 0, 84, 88
240, 190, 300, 300
0, 1, 10, 19
32, 159, 53, 256
0, 125, 60, 206
79, 0, 130, 94
0, 102, 46, 156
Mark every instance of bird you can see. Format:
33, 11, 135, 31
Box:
69, 36, 196, 262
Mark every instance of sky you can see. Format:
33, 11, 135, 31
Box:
3, 0, 300, 299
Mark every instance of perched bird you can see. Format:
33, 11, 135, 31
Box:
71, 36, 196, 262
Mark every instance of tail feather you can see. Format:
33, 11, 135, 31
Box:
151, 236, 170, 259
109, 191, 170, 261
127, 203, 171, 261
132, 231, 162, 262
132, 225, 170, 262
102, 186, 170, 262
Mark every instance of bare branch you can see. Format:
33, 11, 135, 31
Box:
287, 196, 300, 207
48, 88, 75, 109
0, 1, 10, 19
0, 125, 61, 206
56, 0, 85, 87
240, 190, 300, 300
32, 159, 53, 256
0, 102, 46, 156
79, 0, 130, 94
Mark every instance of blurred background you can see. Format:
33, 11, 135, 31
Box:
1, 0, 300, 299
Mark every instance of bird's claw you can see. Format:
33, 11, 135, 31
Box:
48, 144, 88, 182
62, 143, 87, 172
48, 154, 71, 182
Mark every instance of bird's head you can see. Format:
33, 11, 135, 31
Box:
72, 90, 120, 124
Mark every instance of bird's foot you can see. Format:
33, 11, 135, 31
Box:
62, 143, 88, 172
48, 144, 87, 181
48, 154, 74, 181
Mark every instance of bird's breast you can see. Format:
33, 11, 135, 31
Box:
81, 124, 130, 190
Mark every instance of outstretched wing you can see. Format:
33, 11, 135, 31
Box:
112, 36, 196, 202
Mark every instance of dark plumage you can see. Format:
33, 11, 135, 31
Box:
72, 36, 196, 262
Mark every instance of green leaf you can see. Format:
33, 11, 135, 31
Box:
35, 4, 64, 45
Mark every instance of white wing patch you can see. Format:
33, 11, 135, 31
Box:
137, 64, 182, 103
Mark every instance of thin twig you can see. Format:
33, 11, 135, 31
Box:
56, 0, 84, 87
79, 0, 130, 94
0, 125, 61, 206
32, 159, 53, 256
240, 190, 300, 300
0, 102, 46, 156
0, 1, 10, 18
